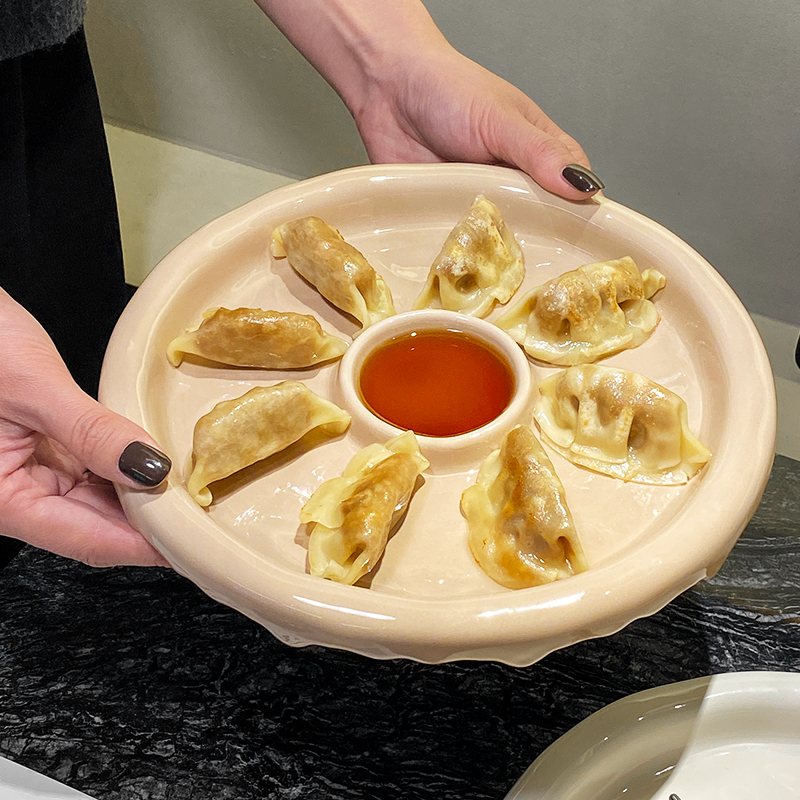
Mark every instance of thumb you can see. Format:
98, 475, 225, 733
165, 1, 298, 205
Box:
493, 113, 605, 201
0, 289, 171, 488
518, 139, 605, 201
40, 383, 172, 490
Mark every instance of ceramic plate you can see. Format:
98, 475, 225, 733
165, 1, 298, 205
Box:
0, 758, 96, 799
99, 163, 776, 665
505, 671, 800, 799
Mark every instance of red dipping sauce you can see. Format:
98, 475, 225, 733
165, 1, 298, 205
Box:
358, 329, 515, 437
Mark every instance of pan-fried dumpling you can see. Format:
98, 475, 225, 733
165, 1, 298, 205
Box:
300, 431, 429, 585
534, 365, 710, 484
271, 216, 395, 328
187, 381, 351, 506
167, 307, 348, 368
461, 425, 587, 589
496, 257, 666, 365
413, 195, 524, 318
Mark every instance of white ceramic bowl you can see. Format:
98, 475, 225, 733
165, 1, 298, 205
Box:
335, 309, 532, 474
504, 672, 800, 799
100, 163, 776, 665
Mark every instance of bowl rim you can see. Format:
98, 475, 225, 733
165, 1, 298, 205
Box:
337, 308, 534, 470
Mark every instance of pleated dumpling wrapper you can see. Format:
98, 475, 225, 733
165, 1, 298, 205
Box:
461, 425, 587, 590
271, 216, 395, 328
187, 381, 351, 507
413, 195, 524, 318
300, 431, 429, 586
167, 307, 348, 368
534, 365, 711, 485
496, 256, 666, 365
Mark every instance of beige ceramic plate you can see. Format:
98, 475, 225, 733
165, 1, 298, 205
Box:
100, 163, 775, 665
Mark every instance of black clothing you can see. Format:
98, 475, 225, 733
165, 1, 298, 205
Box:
0, 0, 87, 60
0, 28, 127, 568
0, 28, 127, 396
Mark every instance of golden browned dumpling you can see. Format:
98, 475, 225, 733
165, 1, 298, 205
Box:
534, 365, 711, 484
271, 216, 395, 328
496, 257, 666, 365
300, 431, 429, 585
187, 381, 351, 506
461, 425, 587, 589
167, 307, 348, 368
413, 195, 524, 318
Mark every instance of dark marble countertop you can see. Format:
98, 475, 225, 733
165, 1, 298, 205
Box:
1, 454, 799, 800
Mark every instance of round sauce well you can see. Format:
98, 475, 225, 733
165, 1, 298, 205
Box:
358, 329, 514, 437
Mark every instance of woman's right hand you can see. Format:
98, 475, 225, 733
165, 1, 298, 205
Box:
0, 289, 172, 567
255, 0, 603, 200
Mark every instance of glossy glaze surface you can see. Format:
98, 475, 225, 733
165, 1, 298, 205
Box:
97, 163, 775, 664
506, 671, 800, 800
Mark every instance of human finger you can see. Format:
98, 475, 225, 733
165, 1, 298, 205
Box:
30, 381, 172, 492
6, 489, 169, 567
1, 291, 172, 491
488, 110, 604, 200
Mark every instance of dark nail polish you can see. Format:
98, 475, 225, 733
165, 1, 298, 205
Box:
119, 441, 171, 487
562, 164, 605, 193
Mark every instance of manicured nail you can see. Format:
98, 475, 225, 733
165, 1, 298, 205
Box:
118, 441, 171, 487
562, 164, 605, 193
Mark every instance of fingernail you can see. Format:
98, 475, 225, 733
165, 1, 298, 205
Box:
562, 164, 605, 193
119, 441, 171, 487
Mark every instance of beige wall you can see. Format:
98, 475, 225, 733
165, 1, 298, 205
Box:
86, 0, 800, 325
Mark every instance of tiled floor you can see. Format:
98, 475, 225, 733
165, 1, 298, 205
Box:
106, 125, 800, 461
